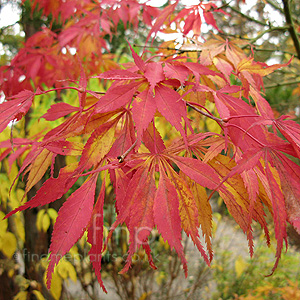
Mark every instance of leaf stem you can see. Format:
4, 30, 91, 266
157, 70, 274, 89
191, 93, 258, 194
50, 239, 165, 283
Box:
186, 102, 223, 127
224, 123, 267, 147
223, 115, 262, 121
92, 91, 106, 95
117, 139, 137, 163
37, 86, 81, 94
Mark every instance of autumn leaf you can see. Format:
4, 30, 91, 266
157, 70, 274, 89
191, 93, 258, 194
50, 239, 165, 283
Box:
47, 175, 98, 288
5, 163, 78, 219
154, 161, 188, 276
42, 103, 79, 121
0, 90, 38, 133
87, 179, 107, 293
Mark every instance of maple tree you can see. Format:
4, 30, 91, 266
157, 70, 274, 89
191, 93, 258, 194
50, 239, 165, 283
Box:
1, 0, 300, 298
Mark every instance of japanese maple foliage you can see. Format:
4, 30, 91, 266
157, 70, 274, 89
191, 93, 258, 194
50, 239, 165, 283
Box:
1, 0, 300, 293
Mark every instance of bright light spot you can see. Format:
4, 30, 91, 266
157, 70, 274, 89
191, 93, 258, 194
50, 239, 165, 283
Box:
140, 0, 167, 6
181, 0, 200, 5
143, 0, 199, 7
18, 75, 26, 83
0, 3, 21, 29
69, 48, 77, 55
0, 92, 5, 104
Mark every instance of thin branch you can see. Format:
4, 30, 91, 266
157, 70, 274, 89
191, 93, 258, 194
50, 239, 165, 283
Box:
282, 0, 300, 59
265, 0, 284, 13
186, 102, 223, 126
264, 80, 300, 89
219, 32, 252, 40
92, 91, 106, 94
243, 26, 290, 47
133, 43, 202, 53
248, 46, 295, 57
265, 0, 299, 26
117, 139, 137, 163
216, 1, 233, 10
227, 4, 268, 26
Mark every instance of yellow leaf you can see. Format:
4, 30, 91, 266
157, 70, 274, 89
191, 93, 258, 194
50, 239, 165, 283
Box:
235, 255, 248, 278
13, 291, 28, 300
14, 216, 25, 242
206, 118, 222, 134
65, 155, 78, 166
32, 290, 45, 300
0, 211, 8, 234
83, 119, 118, 167
28, 118, 49, 137
0, 232, 17, 258
36, 209, 45, 232
44, 270, 62, 300
42, 213, 51, 232
209, 155, 248, 211
0, 179, 10, 206
47, 208, 58, 222
26, 149, 53, 194
57, 260, 77, 282
191, 181, 213, 255
0, 127, 10, 142
159, 236, 169, 250
139, 292, 152, 300
171, 171, 198, 234
83, 272, 92, 285
8, 268, 15, 277
155, 271, 166, 285
5, 160, 19, 186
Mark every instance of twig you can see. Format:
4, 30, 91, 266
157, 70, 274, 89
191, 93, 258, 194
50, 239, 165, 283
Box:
10, 121, 15, 153
282, 0, 300, 59
265, 0, 299, 26
117, 139, 137, 163
186, 102, 223, 126
247, 46, 295, 57
133, 43, 202, 53
227, 4, 268, 26
264, 0, 283, 13
216, 1, 233, 11
219, 32, 252, 40
243, 26, 290, 48
92, 91, 106, 94
264, 80, 300, 89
